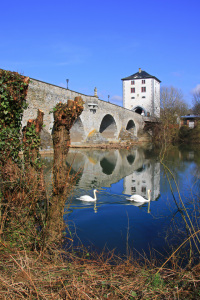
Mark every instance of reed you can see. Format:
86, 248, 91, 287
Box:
1, 239, 200, 299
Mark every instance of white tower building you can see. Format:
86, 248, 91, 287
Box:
121, 68, 161, 118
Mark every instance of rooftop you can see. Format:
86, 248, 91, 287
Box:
181, 115, 200, 119
121, 68, 161, 83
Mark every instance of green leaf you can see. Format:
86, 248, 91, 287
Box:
131, 291, 137, 297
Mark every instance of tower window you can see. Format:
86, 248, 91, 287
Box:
131, 80, 135, 85
131, 187, 136, 193
142, 80, 145, 84
141, 87, 146, 92
131, 88, 135, 93
141, 186, 146, 193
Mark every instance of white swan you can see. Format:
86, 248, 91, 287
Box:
126, 189, 151, 203
77, 189, 98, 202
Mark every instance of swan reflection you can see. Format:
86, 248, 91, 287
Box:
126, 189, 151, 203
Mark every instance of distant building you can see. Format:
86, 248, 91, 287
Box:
121, 68, 161, 118
180, 115, 200, 128
123, 161, 160, 201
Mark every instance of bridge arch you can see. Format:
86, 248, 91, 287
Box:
126, 153, 135, 165
100, 157, 117, 175
70, 117, 85, 143
132, 106, 146, 116
135, 164, 146, 173
126, 119, 135, 131
99, 114, 117, 139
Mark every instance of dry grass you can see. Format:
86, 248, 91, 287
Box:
1, 163, 200, 299
0, 243, 200, 300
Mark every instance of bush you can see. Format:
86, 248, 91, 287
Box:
179, 124, 200, 143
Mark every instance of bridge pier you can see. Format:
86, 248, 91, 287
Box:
22, 78, 151, 150
70, 97, 146, 146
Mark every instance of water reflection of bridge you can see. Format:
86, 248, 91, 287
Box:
65, 147, 160, 201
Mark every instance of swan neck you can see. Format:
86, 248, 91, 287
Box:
94, 190, 97, 200
148, 190, 151, 201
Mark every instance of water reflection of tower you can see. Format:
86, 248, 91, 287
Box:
123, 161, 160, 201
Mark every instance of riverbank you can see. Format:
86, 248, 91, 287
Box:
2, 145, 200, 299
1, 243, 200, 299
19, 143, 152, 156
30, 138, 153, 155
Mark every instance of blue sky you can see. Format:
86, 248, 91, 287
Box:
1, 0, 199, 107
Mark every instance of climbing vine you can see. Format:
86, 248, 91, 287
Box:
0, 69, 29, 162
22, 123, 42, 169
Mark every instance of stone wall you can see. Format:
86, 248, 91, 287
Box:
23, 78, 148, 150
23, 78, 99, 150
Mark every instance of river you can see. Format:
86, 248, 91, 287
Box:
42, 145, 200, 259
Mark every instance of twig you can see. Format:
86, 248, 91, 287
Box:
10, 254, 40, 300
156, 229, 200, 275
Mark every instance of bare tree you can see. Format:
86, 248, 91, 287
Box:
192, 89, 200, 115
156, 86, 189, 144
160, 86, 189, 125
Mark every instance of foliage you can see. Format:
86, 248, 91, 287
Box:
0, 70, 46, 252
0, 127, 22, 163
0, 69, 29, 128
22, 124, 42, 169
150, 273, 165, 290
23, 124, 41, 150
179, 123, 200, 144
0, 69, 29, 162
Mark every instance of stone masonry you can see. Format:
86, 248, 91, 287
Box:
23, 78, 147, 150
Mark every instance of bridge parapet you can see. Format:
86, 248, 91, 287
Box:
143, 116, 160, 123
23, 78, 149, 150
72, 98, 145, 146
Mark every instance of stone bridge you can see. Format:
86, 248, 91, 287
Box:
22, 78, 154, 149
43, 147, 160, 202
65, 147, 146, 189
70, 96, 145, 146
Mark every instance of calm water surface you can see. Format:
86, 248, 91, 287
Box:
43, 145, 200, 258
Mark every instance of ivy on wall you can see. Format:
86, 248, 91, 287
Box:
22, 109, 44, 169
0, 69, 29, 162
